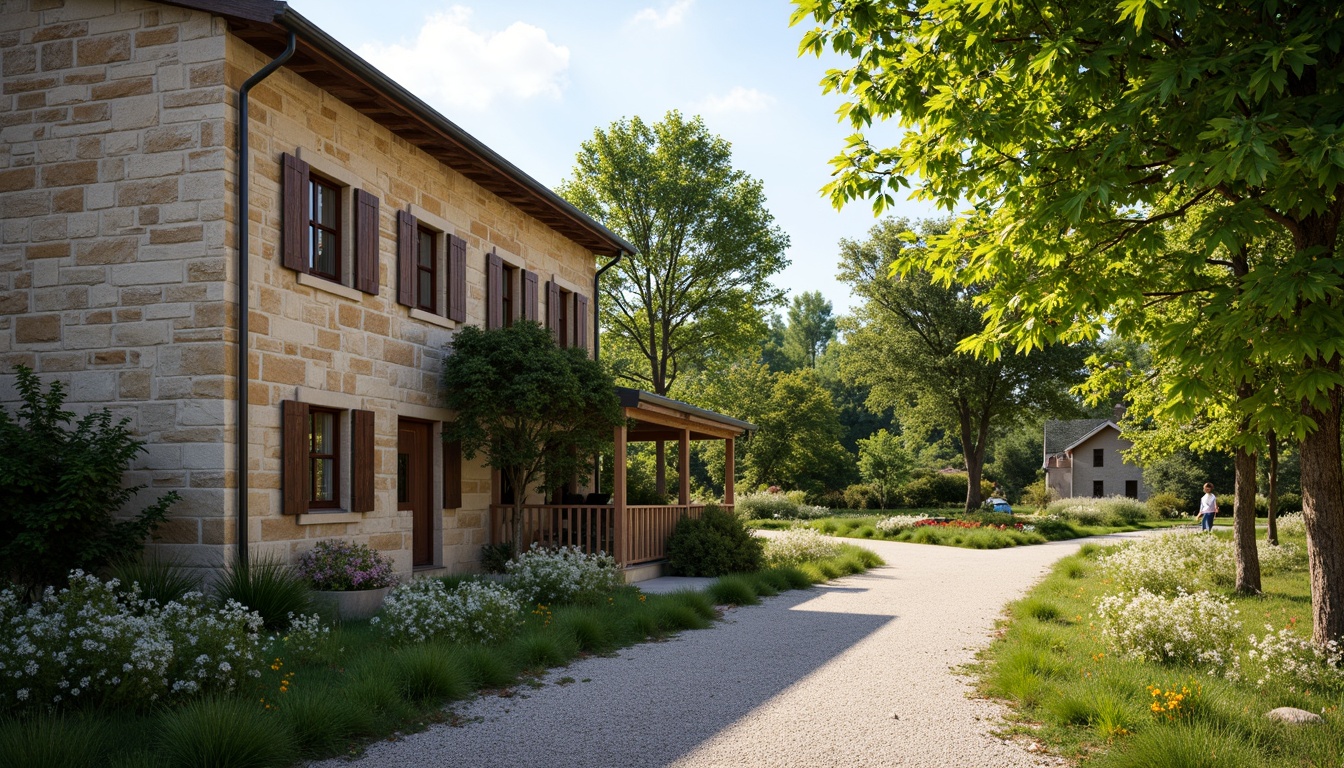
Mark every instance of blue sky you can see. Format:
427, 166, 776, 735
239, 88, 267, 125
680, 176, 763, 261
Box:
289, 0, 941, 316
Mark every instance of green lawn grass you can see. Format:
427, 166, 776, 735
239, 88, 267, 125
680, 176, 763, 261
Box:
0, 547, 882, 768
972, 534, 1344, 767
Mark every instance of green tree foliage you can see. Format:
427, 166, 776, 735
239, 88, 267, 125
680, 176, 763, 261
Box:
984, 422, 1046, 504
856, 428, 912, 508
816, 341, 893, 452
782, 290, 837, 368
838, 218, 1089, 511
758, 314, 795, 373
557, 111, 790, 395
0, 365, 177, 596
683, 362, 853, 496
794, 0, 1344, 644
441, 323, 622, 550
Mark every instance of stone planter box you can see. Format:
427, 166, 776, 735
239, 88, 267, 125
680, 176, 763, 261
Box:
312, 586, 391, 621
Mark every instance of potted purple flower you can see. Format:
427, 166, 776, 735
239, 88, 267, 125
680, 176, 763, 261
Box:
297, 540, 399, 621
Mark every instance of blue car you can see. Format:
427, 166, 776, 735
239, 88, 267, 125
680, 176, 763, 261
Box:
987, 497, 1012, 513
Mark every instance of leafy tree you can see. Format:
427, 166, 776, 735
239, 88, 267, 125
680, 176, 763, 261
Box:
557, 111, 790, 396
759, 314, 795, 373
0, 365, 177, 596
782, 290, 837, 368
441, 323, 622, 551
793, 0, 1344, 645
816, 340, 894, 452
984, 422, 1046, 504
856, 429, 912, 508
839, 218, 1089, 512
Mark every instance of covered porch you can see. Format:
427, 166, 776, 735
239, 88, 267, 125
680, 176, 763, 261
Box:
490, 387, 754, 571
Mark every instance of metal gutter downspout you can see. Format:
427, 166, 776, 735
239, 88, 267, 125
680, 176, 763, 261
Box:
592, 251, 623, 493
235, 32, 296, 568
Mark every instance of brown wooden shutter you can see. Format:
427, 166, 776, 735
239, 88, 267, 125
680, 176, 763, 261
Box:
522, 269, 538, 323
486, 251, 503, 329
396, 209, 416, 307
443, 437, 462, 509
546, 279, 561, 341
282, 399, 310, 515
281, 152, 310, 273
354, 190, 380, 295
574, 293, 589, 351
447, 234, 467, 322
351, 409, 375, 513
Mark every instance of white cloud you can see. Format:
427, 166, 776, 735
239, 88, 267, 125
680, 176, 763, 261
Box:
630, 0, 694, 29
692, 86, 776, 114
357, 6, 569, 112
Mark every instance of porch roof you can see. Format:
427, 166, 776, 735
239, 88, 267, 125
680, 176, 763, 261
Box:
614, 388, 755, 442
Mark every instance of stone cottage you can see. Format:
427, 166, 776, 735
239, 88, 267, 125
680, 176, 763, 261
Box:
1042, 408, 1148, 501
0, 0, 641, 577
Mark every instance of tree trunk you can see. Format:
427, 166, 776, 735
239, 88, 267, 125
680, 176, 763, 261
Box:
1232, 446, 1261, 594
1266, 431, 1279, 546
965, 458, 985, 513
1300, 384, 1344, 648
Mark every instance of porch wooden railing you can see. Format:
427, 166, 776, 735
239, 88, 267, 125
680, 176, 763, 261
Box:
490, 503, 736, 567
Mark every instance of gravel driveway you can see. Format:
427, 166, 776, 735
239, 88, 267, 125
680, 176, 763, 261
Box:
314, 532, 1152, 768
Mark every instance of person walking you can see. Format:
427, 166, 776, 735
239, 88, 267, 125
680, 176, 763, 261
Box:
1198, 483, 1218, 531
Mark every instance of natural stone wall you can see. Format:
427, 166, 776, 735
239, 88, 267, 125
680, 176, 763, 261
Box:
0, 0, 233, 567
1, 0, 598, 578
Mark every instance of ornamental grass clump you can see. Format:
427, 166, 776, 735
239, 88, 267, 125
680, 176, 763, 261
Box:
296, 540, 398, 591
1095, 588, 1241, 673
373, 579, 522, 645
763, 527, 842, 567
504, 546, 621, 606
0, 571, 265, 712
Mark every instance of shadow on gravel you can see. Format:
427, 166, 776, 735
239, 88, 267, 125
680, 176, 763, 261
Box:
422, 586, 894, 768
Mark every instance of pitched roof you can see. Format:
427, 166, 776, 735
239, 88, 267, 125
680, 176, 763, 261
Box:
1043, 419, 1113, 455
163, 0, 635, 257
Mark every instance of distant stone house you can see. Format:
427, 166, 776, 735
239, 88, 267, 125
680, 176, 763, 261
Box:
0, 0, 637, 577
1042, 412, 1148, 501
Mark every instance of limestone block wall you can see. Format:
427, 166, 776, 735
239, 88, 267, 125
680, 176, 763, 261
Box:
228, 31, 597, 574
0, 0, 233, 567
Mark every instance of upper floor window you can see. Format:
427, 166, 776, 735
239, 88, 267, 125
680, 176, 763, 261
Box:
557, 287, 570, 347
1093, 448, 1104, 467
501, 264, 517, 327
282, 151, 380, 296
309, 176, 342, 282
416, 226, 437, 313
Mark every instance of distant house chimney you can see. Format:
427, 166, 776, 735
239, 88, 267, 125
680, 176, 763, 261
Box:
1113, 403, 1127, 422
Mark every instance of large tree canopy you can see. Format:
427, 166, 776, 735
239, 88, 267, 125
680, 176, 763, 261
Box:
839, 218, 1089, 511
557, 111, 790, 396
794, 0, 1344, 644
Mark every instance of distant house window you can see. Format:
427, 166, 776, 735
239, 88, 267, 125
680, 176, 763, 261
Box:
309, 177, 342, 282
1093, 448, 1104, 467
557, 287, 571, 347
416, 226, 437, 313
1093, 480, 1104, 498
308, 408, 340, 509
1125, 480, 1138, 499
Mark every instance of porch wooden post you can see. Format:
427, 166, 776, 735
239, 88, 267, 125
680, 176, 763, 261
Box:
678, 428, 690, 506
655, 441, 667, 498
613, 423, 628, 566
724, 437, 735, 504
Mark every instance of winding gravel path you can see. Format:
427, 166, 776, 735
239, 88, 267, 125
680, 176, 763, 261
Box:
314, 531, 1153, 768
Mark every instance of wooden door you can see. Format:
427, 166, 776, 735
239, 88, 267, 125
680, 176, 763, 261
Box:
398, 420, 434, 567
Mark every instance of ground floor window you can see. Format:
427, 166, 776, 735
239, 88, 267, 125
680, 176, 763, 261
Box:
1092, 480, 1104, 498
309, 408, 340, 508
1125, 480, 1138, 499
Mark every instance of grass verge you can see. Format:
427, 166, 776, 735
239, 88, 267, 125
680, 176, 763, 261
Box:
972, 533, 1344, 766
751, 515, 1210, 550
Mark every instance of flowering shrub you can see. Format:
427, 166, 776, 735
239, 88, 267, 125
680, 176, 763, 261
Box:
373, 579, 523, 645
1257, 541, 1308, 575
1275, 512, 1305, 537
296, 540, 398, 591
280, 612, 332, 662
1046, 496, 1149, 526
1098, 530, 1233, 594
1244, 624, 1344, 689
875, 515, 931, 533
763, 528, 842, 566
735, 490, 828, 520
0, 571, 264, 711
506, 546, 621, 605
1096, 588, 1241, 672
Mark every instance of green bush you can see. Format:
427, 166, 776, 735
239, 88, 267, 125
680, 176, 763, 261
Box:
842, 483, 881, 510
213, 556, 311, 630
158, 698, 297, 768
1277, 491, 1303, 512
1019, 479, 1056, 510
666, 504, 764, 576
1146, 491, 1187, 519
0, 365, 179, 595
896, 472, 992, 507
